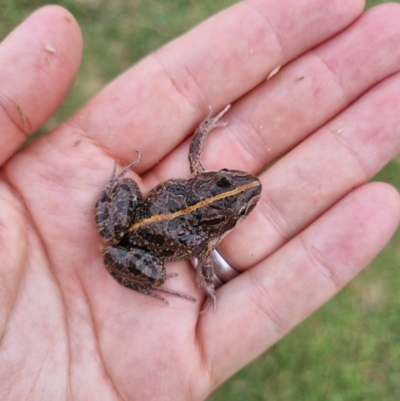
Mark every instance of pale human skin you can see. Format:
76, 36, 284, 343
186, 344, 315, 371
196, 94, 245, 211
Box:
1, 1, 400, 400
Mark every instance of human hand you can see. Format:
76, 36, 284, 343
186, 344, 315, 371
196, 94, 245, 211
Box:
1, 1, 399, 400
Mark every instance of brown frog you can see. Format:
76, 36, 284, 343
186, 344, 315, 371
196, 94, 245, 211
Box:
95, 105, 262, 311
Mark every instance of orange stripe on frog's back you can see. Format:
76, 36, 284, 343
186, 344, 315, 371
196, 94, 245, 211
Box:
128, 181, 260, 231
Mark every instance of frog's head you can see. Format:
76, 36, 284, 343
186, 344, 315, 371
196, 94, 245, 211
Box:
216, 168, 261, 217
197, 169, 262, 236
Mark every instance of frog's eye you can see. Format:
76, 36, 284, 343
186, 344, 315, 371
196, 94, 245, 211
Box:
239, 206, 247, 216
221, 168, 229, 172
216, 175, 232, 187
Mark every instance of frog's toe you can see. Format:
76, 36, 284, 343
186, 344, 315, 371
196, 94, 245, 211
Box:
166, 272, 179, 279
157, 286, 196, 303
199, 292, 217, 314
210, 292, 217, 313
147, 291, 169, 305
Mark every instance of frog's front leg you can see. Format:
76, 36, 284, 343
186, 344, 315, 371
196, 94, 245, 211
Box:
189, 104, 231, 176
195, 242, 219, 312
95, 154, 142, 245
103, 245, 196, 304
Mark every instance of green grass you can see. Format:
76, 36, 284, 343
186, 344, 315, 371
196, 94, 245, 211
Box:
1, 0, 399, 400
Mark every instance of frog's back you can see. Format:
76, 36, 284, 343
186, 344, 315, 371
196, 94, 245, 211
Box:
126, 177, 210, 260
125, 171, 260, 261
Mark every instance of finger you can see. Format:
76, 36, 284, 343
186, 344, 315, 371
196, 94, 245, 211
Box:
222, 64, 400, 269
0, 5, 82, 165
151, 3, 400, 182
199, 182, 400, 387
61, 0, 362, 172
163, 3, 400, 177
0, 181, 27, 337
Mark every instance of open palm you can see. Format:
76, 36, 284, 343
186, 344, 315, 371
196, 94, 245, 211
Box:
1, 1, 400, 400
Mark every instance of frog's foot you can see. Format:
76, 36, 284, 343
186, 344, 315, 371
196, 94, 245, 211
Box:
144, 290, 170, 305
199, 286, 217, 313
104, 273, 169, 305
138, 286, 196, 305
115, 149, 142, 180
189, 104, 231, 175
152, 272, 196, 302
156, 286, 196, 302
111, 274, 196, 305
195, 248, 218, 312
204, 104, 231, 130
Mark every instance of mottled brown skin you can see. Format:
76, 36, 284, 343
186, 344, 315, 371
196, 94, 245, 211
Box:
95, 105, 262, 311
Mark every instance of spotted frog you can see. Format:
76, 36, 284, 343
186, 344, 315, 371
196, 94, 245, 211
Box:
95, 105, 262, 311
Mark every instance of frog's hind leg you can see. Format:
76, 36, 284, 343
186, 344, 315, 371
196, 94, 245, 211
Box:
103, 245, 196, 306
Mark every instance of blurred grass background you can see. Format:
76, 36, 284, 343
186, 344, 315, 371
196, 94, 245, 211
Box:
1, 0, 399, 399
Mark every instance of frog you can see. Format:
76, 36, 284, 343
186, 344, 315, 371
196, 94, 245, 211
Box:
95, 105, 262, 311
